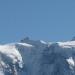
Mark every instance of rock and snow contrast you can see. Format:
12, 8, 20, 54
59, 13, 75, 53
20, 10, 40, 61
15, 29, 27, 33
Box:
1, 37, 75, 75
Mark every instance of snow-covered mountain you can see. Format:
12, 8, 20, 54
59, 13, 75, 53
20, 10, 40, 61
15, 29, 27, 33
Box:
0, 37, 75, 75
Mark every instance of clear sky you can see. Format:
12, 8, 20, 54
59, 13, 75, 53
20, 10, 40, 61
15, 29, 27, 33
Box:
0, 0, 75, 43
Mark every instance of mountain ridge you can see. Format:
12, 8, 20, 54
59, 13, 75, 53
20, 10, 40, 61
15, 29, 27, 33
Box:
0, 38, 75, 75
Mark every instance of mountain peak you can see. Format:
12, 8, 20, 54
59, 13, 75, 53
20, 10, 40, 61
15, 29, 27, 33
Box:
20, 37, 30, 42
71, 36, 75, 41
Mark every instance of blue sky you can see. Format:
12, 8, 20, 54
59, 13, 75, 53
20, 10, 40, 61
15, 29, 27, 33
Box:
0, 0, 75, 43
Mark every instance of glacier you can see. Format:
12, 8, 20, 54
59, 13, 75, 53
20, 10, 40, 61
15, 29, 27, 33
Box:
0, 38, 75, 75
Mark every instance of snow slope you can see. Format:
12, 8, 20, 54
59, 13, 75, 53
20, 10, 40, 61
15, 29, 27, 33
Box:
0, 38, 75, 75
